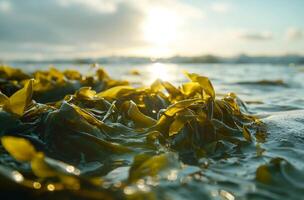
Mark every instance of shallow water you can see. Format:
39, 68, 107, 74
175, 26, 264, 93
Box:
3, 63, 304, 200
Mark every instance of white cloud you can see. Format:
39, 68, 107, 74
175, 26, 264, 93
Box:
286, 27, 303, 41
134, 0, 204, 20
0, 1, 11, 12
0, 0, 204, 59
210, 2, 231, 13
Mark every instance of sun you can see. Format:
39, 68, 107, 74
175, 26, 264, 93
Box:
142, 7, 179, 46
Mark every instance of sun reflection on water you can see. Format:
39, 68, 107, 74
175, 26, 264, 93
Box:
144, 63, 178, 85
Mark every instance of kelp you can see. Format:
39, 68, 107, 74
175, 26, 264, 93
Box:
1, 65, 297, 200
2, 79, 34, 117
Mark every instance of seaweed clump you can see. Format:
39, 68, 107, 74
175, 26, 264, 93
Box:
0, 65, 265, 199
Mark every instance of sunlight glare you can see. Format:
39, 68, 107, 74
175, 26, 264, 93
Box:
143, 8, 179, 46
144, 63, 176, 85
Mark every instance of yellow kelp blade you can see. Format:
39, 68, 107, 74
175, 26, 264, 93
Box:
128, 153, 178, 182
124, 101, 157, 127
150, 79, 163, 93
0, 66, 30, 80
3, 79, 34, 116
63, 69, 82, 80
75, 87, 96, 100
169, 110, 196, 136
31, 152, 57, 178
185, 72, 215, 99
1, 136, 78, 178
242, 125, 252, 142
164, 98, 203, 117
97, 85, 134, 100
0, 91, 9, 105
49, 67, 65, 82
181, 82, 201, 96
1, 136, 37, 162
256, 165, 272, 184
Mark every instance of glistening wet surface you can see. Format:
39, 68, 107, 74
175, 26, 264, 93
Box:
0, 63, 304, 200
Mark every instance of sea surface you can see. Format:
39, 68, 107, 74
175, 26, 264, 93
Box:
5, 62, 304, 199
10, 62, 304, 113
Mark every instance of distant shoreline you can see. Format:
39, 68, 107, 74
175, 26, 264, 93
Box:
2, 54, 304, 65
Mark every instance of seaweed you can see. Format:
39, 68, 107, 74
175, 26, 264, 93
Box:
0, 65, 271, 199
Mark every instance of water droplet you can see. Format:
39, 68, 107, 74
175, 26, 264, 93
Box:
33, 182, 41, 189
47, 184, 55, 191
220, 190, 235, 200
167, 169, 178, 181
66, 165, 75, 173
136, 179, 145, 190
194, 174, 201, 180
124, 186, 136, 195
12, 171, 23, 182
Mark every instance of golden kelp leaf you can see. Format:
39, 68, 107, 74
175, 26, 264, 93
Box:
150, 79, 163, 93
69, 103, 126, 138
242, 125, 252, 142
181, 82, 201, 96
31, 152, 57, 178
169, 117, 186, 136
150, 79, 183, 101
129, 153, 176, 182
256, 165, 272, 184
0, 91, 9, 105
96, 68, 110, 81
71, 104, 106, 128
3, 79, 34, 116
2, 136, 77, 178
197, 110, 207, 123
161, 81, 183, 100
49, 67, 65, 82
185, 72, 215, 99
124, 101, 156, 127
165, 98, 203, 117
1, 136, 37, 162
76, 87, 96, 100
153, 114, 174, 134
146, 130, 162, 142
97, 85, 134, 100
223, 93, 241, 113
106, 79, 129, 88
63, 69, 82, 80
0, 66, 30, 80
169, 110, 195, 136
59, 175, 80, 190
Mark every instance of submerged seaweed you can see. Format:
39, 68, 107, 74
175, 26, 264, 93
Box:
0, 65, 302, 200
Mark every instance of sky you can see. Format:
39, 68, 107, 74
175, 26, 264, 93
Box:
0, 0, 304, 60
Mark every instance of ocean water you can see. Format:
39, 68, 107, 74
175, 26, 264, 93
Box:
4, 62, 304, 199
12, 62, 304, 113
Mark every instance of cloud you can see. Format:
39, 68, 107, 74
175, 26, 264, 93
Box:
286, 27, 303, 41
0, 0, 203, 59
57, 0, 119, 13
210, 2, 231, 13
0, 1, 144, 46
237, 31, 273, 41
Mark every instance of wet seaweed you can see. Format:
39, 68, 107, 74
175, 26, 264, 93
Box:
0, 65, 300, 200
